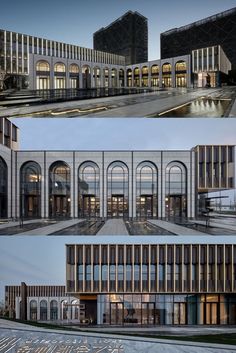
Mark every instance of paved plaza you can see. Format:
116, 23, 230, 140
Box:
1, 215, 236, 236
0, 87, 236, 118
0, 320, 236, 353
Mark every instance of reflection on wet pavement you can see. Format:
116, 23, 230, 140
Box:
125, 221, 175, 235
157, 98, 232, 117
0, 221, 57, 235
51, 220, 105, 235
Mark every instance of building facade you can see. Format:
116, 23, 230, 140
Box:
93, 11, 148, 65
161, 7, 236, 71
1, 9, 233, 91
65, 238, 236, 326
0, 138, 235, 220
5, 283, 79, 322
6, 238, 236, 326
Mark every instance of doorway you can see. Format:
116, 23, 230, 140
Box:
111, 195, 127, 218
23, 195, 40, 218
140, 195, 153, 219
141, 302, 156, 325
167, 195, 186, 218
110, 303, 124, 325
173, 303, 187, 324
82, 195, 97, 218
50, 195, 70, 218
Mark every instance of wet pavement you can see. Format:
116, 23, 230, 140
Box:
51, 220, 105, 235
2, 87, 235, 118
0, 220, 57, 235
0, 321, 236, 353
125, 221, 175, 235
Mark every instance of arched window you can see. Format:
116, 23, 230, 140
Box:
71, 300, 80, 320
126, 69, 132, 87
69, 64, 79, 74
36, 61, 50, 90
175, 61, 187, 87
30, 300, 37, 321
103, 67, 109, 87
0, 157, 8, 218
162, 63, 172, 73
54, 63, 66, 73
141, 66, 149, 87
111, 68, 117, 88
136, 162, 158, 219
54, 63, 66, 89
93, 67, 101, 88
40, 300, 47, 321
165, 162, 187, 218
151, 65, 159, 87
49, 161, 70, 218
61, 300, 68, 320
20, 161, 41, 218
50, 300, 58, 320
162, 63, 172, 87
82, 65, 91, 89
119, 69, 124, 87
175, 61, 187, 72
69, 64, 80, 89
78, 162, 100, 218
36, 61, 50, 72
134, 67, 140, 87
107, 161, 129, 218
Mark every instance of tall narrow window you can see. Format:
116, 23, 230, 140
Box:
78, 162, 100, 218
107, 161, 129, 218
49, 161, 70, 218
165, 162, 187, 219
20, 161, 41, 218
136, 162, 157, 219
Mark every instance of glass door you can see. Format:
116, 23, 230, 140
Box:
140, 196, 153, 219
173, 303, 187, 325
141, 303, 155, 325
205, 303, 218, 325
111, 195, 125, 218
82, 195, 97, 218
110, 303, 124, 325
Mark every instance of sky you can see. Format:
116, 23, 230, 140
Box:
0, 0, 235, 60
11, 118, 236, 151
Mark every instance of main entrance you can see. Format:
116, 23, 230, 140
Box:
173, 303, 187, 324
82, 195, 98, 218
167, 195, 186, 218
141, 303, 156, 325
50, 195, 70, 218
23, 195, 40, 218
110, 303, 124, 325
139, 195, 153, 219
110, 195, 127, 218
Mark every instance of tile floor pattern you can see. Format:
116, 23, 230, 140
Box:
1, 329, 236, 353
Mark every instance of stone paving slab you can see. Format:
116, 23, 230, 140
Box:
0, 320, 236, 353
148, 220, 207, 236
97, 219, 129, 235
15, 219, 84, 236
